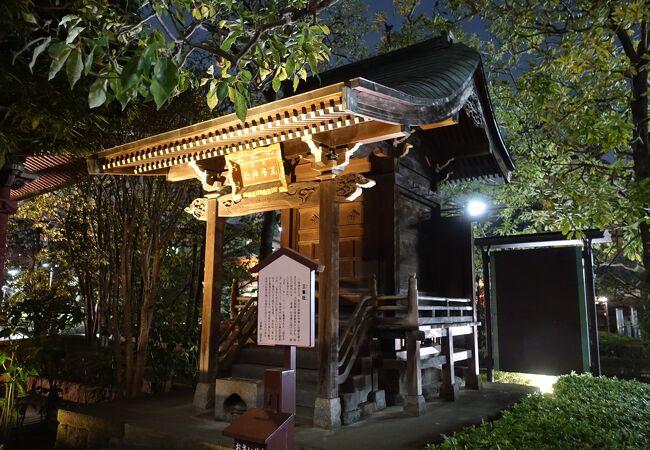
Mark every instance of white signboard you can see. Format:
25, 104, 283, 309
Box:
257, 254, 315, 347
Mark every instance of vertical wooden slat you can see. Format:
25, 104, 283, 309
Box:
465, 324, 482, 390
280, 209, 292, 248
582, 241, 601, 376
404, 329, 425, 415
194, 198, 225, 408
440, 327, 459, 401
482, 249, 494, 382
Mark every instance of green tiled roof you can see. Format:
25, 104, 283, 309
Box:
300, 36, 514, 181
302, 37, 480, 103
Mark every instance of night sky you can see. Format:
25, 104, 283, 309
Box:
362, 0, 490, 49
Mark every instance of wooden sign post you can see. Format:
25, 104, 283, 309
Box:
224, 248, 318, 450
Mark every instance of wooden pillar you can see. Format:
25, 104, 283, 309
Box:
313, 177, 341, 428
0, 186, 17, 288
440, 327, 459, 401
193, 198, 226, 408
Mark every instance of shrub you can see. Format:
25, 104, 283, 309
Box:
599, 331, 650, 382
426, 374, 650, 450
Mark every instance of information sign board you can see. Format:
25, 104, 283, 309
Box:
254, 248, 317, 348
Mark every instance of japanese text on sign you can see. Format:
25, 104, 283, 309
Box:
257, 255, 315, 348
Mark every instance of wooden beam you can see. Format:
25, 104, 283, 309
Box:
465, 324, 482, 390
193, 198, 225, 408
418, 117, 457, 130
212, 172, 376, 217
317, 177, 339, 400
166, 163, 197, 181
311, 121, 406, 148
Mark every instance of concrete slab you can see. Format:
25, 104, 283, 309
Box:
56, 383, 538, 450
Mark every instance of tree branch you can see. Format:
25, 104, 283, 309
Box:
614, 27, 638, 63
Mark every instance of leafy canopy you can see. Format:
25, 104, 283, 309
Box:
15, 0, 337, 120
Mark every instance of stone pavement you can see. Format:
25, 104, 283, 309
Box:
56, 382, 538, 450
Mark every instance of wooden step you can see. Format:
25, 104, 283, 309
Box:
231, 363, 318, 385
237, 345, 318, 369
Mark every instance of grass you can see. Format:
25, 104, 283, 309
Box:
426, 374, 650, 450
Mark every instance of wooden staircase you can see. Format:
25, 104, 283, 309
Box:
216, 272, 481, 423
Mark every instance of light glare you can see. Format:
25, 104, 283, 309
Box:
467, 200, 487, 217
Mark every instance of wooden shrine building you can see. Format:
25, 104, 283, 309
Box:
91, 36, 514, 428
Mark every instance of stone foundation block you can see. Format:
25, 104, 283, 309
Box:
339, 391, 360, 412
368, 390, 386, 411
404, 394, 427, 417
313, 397, 342, 429
215, 377, 263, 421
342, 408, 361, 425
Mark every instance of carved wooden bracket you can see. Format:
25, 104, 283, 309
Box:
336, 173, 376, 201
188, 161, 224, 193
206, 173, 377, 218
302, 137, 364, 177
184, 197, 208, 221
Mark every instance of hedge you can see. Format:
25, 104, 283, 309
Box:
426, 374, 650, 450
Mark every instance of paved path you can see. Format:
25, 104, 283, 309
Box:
60, 382, 538, 450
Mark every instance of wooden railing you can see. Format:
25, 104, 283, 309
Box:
337, 277, 379, 385
218, 294, 257, 373
375, 274, 474, 330
335, 273, 476, 385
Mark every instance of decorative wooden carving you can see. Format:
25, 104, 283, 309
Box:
185, 197, 208, 221
216, 182, 319, 217
206, 173, 377, 218
336, 173, 376, 201
463, 92, 484, 128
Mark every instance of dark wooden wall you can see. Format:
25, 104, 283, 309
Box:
281, 147, 474, 298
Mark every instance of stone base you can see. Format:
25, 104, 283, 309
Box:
404, 394, 426, 416
55, 409, 123, 450
193, 382, 215, 409
214, 378, 264, 421
440, 382, 460, 401
313, 397, 342, 429
423, 383, 440, 401
369, 390, 386, 411
342, 407, 361, 425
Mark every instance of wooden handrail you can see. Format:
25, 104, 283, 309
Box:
336, 275, 378, 385
218, 295, 258, 372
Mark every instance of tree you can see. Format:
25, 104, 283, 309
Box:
13, 1, 337, 119
371, 1, 649, 337
445, 0, 650, 337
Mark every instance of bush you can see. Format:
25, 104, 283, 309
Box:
426, 374, 650, 450
599, 331, 650, 382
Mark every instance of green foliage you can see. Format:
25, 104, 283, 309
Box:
428, 0, 650, 342
426, 374, 650, 450
492, 371, 533, 386
3, 266, 82, 337
0, 329, 38, 442
14, 1, 334, 118
321, 0, 371, 67
599, 331, 650, 382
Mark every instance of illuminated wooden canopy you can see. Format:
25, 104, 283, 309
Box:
91, 77, 458, 177
90, 36, 514, 200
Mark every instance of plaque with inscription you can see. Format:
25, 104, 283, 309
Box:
225, 143, 287, 199
253, 248, 318, 348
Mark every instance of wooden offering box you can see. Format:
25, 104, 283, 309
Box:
223, 408, 294, 450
